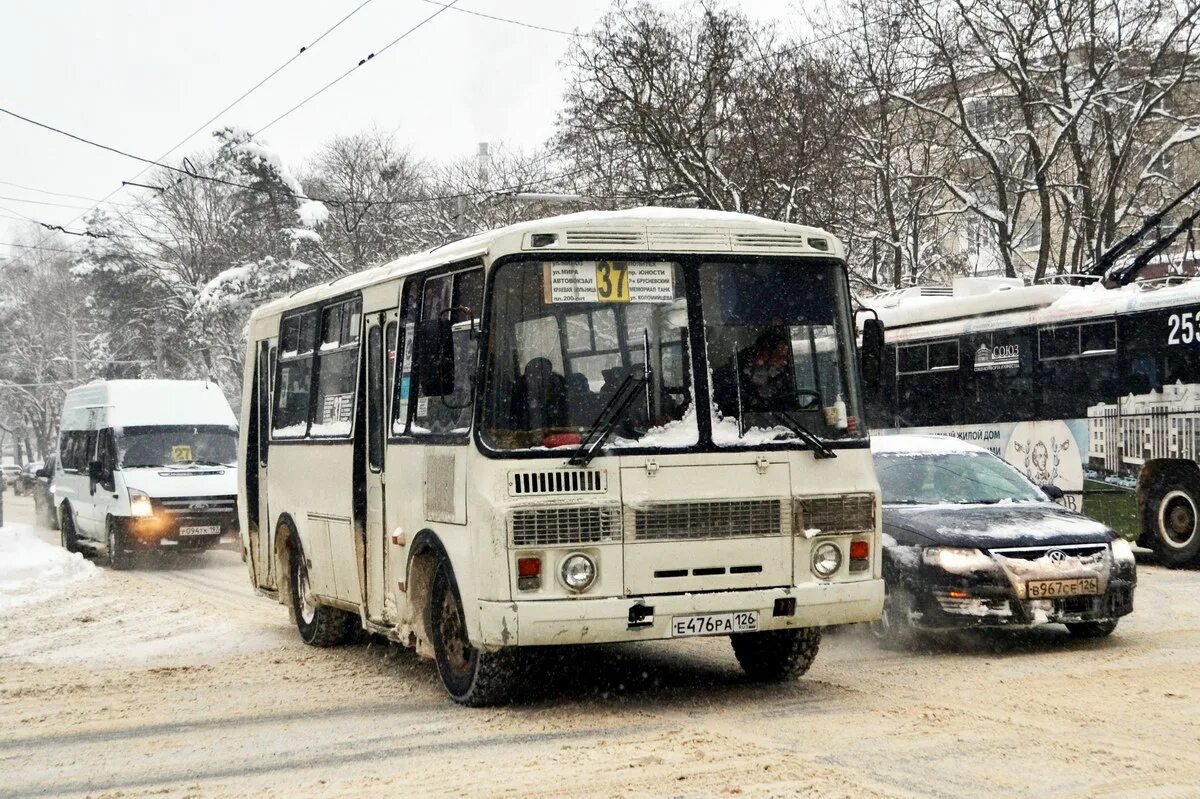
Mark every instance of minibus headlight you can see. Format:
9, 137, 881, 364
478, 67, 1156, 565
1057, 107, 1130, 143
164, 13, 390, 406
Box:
811, 542, 842, 578
560, 553, 596, 592
128, 488, 154, 517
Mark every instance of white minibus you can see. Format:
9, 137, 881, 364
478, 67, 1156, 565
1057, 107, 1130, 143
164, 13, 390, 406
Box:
238, 207, 885, 704
55, 380, 239, 568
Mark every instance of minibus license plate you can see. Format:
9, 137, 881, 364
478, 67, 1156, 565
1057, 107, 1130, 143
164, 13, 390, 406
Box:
1026, 578, 1099, 598
179, 525, 221, 537
671, 611, 758, 638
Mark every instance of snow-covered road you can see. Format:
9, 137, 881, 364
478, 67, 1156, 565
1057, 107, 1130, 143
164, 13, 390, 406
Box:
2, 490, 1199, 798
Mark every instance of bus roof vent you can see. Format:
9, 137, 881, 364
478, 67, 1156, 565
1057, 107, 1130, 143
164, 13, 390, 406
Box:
647, 229, 731, 251
731, 232, 810, 252
919, 286, 954, 297
508, 468, 608, 496
562, 229, 646, 248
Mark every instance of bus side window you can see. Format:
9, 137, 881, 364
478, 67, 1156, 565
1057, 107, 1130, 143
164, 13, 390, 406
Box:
392, 281, 419, 436
274, 310, 318, 438
367, 325, 384, 471
411, 267, 483, 437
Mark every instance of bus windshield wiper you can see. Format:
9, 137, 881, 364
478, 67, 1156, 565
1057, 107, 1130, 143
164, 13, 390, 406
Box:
568, 372, 650, 467
770, 410, 837, 459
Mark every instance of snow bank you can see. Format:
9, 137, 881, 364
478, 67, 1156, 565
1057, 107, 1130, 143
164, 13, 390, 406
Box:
0, 524, 96, 612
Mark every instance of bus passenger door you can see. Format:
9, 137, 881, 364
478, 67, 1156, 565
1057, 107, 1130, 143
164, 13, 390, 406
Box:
364, 314, 389, 623
256, 340, 276, 587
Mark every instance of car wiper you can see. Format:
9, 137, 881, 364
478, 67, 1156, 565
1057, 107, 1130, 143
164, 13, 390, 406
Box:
770, 410, 837, 459
568, 372, 650, 467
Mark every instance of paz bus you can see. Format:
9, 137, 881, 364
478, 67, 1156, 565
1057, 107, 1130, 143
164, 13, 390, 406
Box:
237, 207, 884, 705
863, 274, 1200, 567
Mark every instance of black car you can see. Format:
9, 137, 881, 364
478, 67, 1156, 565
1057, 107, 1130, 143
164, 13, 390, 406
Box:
871, 435, 1136, 644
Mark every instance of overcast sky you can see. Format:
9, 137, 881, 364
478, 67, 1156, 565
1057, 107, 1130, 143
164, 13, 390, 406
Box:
0, 0, 798, 257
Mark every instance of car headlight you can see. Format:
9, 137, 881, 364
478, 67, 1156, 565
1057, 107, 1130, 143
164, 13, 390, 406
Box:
1111, 537, 1136, 564
922, 547, 994, 574
560, 553, 597, 592
128, 488, 154, 517
811, 541, 842, 578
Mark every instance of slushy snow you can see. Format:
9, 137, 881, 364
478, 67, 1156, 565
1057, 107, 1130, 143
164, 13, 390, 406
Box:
0, 523, 96, 612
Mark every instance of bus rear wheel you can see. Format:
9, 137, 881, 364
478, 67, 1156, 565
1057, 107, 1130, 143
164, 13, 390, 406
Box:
1143, 470, 1200, 566
730, 626, 821, 681
428, 559, 517, 706
288, 546, 353, 646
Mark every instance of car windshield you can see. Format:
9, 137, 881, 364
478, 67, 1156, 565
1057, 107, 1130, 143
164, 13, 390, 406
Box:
874, 451, 1047, 504
116, 425, 238, 468
480, 260, 695, 451
701, 261, 862, 444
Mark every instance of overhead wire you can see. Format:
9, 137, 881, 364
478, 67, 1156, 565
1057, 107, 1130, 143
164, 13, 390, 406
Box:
416, 0, 579, 37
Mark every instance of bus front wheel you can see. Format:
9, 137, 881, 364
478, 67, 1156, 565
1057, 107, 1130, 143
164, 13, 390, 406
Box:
1143, 470, 1200, 566
730, 626, 821, 681
428, 558, 517, 706
106, 517, 132, 571
59, 505, 78, 554
288, 546, 353, 646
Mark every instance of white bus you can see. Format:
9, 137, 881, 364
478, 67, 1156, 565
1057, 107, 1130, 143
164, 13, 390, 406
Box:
238, 207, 884, 705
863, 275, 1200, 567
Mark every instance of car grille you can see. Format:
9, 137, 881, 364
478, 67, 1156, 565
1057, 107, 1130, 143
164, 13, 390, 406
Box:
627, 499, 787, 542
988, 544, 1108, 560
509, 504, 622, 547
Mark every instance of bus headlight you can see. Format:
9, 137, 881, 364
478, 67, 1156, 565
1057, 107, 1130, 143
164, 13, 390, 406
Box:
560, 553, 597, 592
128, 488, 154, 517
811, 542, 842, 578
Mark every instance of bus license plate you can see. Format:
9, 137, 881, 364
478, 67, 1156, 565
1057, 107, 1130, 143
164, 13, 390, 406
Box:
671, 611, 759, 638
179, 525, 221, 537
1026, 578, 1099, 598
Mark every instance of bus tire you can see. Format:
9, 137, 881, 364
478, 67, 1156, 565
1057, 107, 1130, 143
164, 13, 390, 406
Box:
288, 545, 354, 647
107, 517, 132, 571
60, 504, 78, 554
730, 626, 822, 682
428, 558, 516, 706
1142, 469, 1200, 566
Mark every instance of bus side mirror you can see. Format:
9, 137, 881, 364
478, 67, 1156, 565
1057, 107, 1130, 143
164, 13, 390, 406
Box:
860, 318, 885, 395
88, 460, 105, 486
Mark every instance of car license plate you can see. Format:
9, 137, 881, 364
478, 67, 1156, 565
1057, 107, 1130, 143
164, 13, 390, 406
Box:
671, 611, 759, 638
179, 525, 221, 537
1026, 578, 1099, 598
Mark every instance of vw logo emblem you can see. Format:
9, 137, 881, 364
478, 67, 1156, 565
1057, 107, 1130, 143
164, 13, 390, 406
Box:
1047, 549, 1068, 565
190, 502, 210, 511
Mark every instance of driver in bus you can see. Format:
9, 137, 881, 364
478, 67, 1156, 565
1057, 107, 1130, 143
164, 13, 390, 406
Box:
739, 326, 796, 411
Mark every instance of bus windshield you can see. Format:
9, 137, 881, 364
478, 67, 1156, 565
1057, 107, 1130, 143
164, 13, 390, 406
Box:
117, 425, 238, 468
481, 260, 695, 451
480, 257, 862, 453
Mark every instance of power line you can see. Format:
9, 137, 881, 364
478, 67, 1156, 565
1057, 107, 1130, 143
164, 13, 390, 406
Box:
0, 193, 136, 212
0, 178, 117, 205
417, 0, 579, 37
0, 240, 78, 255
255, 0, 463, 136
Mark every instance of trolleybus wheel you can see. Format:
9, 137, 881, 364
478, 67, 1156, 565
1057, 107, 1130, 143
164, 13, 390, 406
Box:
107, 517, 132, 571
288, 545, 353, 646
59, 504, 78, 554
1143, 469, 1200, 566
428, 558, 517, 706
1065, 619, 1118, 638
730, 626, 821, 681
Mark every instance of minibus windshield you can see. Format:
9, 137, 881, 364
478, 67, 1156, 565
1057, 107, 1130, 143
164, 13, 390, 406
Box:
117, 425, 238, 468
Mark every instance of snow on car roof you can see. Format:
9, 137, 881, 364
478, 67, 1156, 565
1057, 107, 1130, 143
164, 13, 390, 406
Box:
870, 434, 990, 456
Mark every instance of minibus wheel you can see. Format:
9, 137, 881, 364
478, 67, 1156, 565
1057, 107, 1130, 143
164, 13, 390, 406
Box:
428, 558, 516, 706
730, 626, 821, 681
1142, 468, 1200, 566
107, 517, 132, 571
59, 505, 78, 554
288, 546, 353, 646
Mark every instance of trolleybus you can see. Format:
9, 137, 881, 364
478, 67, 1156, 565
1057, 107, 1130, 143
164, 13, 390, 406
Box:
863, 275, 1200, 566
238, 207, 884, 704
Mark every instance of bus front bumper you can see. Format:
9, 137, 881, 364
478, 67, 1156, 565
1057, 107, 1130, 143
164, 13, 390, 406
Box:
476, 579, 884, 648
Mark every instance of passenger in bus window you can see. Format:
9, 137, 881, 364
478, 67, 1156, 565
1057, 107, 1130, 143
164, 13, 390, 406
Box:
512, 357, 568, 433
738, 326, 797, 412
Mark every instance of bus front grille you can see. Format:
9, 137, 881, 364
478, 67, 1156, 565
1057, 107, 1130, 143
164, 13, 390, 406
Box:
628, 499, 787, 542
153, 495, 237, 516
508, 468, 607, 496
795, 494, 875, 535
509, 504, 622, 547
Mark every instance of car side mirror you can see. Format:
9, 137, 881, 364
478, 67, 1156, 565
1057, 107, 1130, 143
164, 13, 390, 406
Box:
1041, 484, 1065, 501
859, 316, 885, 396
34, 467, 50, 479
